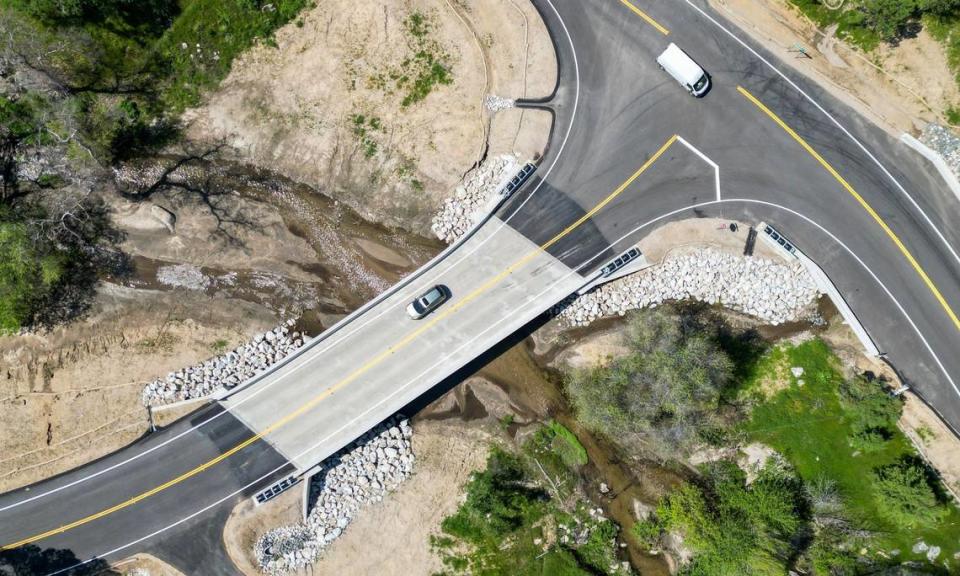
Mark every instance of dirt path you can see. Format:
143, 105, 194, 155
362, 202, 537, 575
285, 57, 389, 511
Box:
711, 0, 959, 134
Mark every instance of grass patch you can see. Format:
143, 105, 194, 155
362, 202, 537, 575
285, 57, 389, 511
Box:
537, 421, 589, 469
349, 113, 382, 159
366, 10, 453, 108
743, 339, 960, 565
786, 0, 881, 51
154, 0, 312, 111
210, 338, 230, 353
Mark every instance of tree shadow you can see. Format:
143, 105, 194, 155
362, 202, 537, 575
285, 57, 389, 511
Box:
0, 544, 118, 576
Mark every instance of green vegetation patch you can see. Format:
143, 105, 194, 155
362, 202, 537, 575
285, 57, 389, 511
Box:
156, 0, 312, 111
367, 10, 454, 108
743, 339, 960, 566
565, 308, 736, 457
0, 221, 42, 333
350, 113, 383, 159
1, 0, 312, 161
433, 446, 630, 576
787, 1, 960, 103
642, 460, 810, 576
536, 421, 589, 469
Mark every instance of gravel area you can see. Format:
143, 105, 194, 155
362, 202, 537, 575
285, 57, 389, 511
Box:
254, 418, 414, 574
560, 248, 820, 326
920, 123, 960, 178
431, 154, 520, 243
484, 94, 515, 112
141, 320, 305, 405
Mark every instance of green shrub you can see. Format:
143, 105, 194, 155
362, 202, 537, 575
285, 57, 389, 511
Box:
436, 447, 629, 576
565, 309, 733, 455
655, 460, 807, 576
0, 221, 40, 333
872, 457, 946, 527
863, 0, 919, 42
839, 375, 901, 452
441, 447, 546, 542
631, 519, 661, 548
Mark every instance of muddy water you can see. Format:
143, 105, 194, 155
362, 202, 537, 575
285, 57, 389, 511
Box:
424, 340, 681, 576
422, 304, 830, 575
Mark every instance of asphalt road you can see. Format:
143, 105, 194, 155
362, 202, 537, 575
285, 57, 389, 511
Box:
3, 0, 960, 573
506, 0, 960, 429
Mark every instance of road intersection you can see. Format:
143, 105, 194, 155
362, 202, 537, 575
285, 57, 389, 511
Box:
3, 0, 960, 573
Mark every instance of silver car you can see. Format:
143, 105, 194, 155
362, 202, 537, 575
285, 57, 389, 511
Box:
406, 285, 450, 319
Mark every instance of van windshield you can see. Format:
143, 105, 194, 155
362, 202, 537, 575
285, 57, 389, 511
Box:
693, 76, 708, 92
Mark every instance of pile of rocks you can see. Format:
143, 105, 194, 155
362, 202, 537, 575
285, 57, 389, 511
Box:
920, 123, 960, 179
141, 320, 306, 405
254, 418, 415, 574
560, 248, 819, 326
431, 154, 520, 243
484, 94, 515, 112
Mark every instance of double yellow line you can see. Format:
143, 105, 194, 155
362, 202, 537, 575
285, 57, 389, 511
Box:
738, 85, 960, 332
3, 137, 679, 551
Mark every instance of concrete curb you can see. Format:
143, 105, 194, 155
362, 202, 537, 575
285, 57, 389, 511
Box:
900, 133, 960, 205
797, 252, 880, 357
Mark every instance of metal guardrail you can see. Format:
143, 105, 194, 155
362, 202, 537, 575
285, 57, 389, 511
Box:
500, 163, 537, 197
253, 474, 300, 506
601, 247, 642, 277
761, 223, 798, 257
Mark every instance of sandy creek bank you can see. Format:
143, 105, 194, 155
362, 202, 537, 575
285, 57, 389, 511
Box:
0, 159, 439, 493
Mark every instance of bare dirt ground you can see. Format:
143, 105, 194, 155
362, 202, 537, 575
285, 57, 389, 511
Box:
223, 419, 493, 576
0, 283, 278, 492
187, 0, 555, 235
711, 0, 960, 134
112, 554, 186, 576
637, 217, 784, 264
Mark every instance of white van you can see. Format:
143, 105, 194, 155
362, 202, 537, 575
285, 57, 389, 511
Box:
656, 43, 710, 97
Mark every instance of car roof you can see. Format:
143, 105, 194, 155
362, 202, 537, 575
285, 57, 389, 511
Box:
658, 43, 704, 86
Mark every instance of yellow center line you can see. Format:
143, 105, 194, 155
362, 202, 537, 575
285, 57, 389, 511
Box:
737, 85, 960, 333
620, 0, 670, 35
3, 136, 680, 551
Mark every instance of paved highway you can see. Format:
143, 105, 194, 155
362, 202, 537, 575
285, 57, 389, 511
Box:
2, 0, 960, 574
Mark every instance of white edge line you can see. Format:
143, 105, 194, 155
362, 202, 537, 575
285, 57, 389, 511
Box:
47, 196, 958, 576
683, 0, 960, 269
674, 134, 720, 201
0, 0, 583, 516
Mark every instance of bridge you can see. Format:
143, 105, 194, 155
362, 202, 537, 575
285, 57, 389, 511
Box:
3, 0, 960, 574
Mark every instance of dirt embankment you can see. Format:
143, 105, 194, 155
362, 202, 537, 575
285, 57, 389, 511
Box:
186, 0, 555, 235
711, 0, 960, 134
0, 161, 439, 493
0, 284, 278, 492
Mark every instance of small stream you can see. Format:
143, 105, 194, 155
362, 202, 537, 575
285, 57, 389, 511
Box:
114, 158, 444, 332
416, 305, 831, 575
